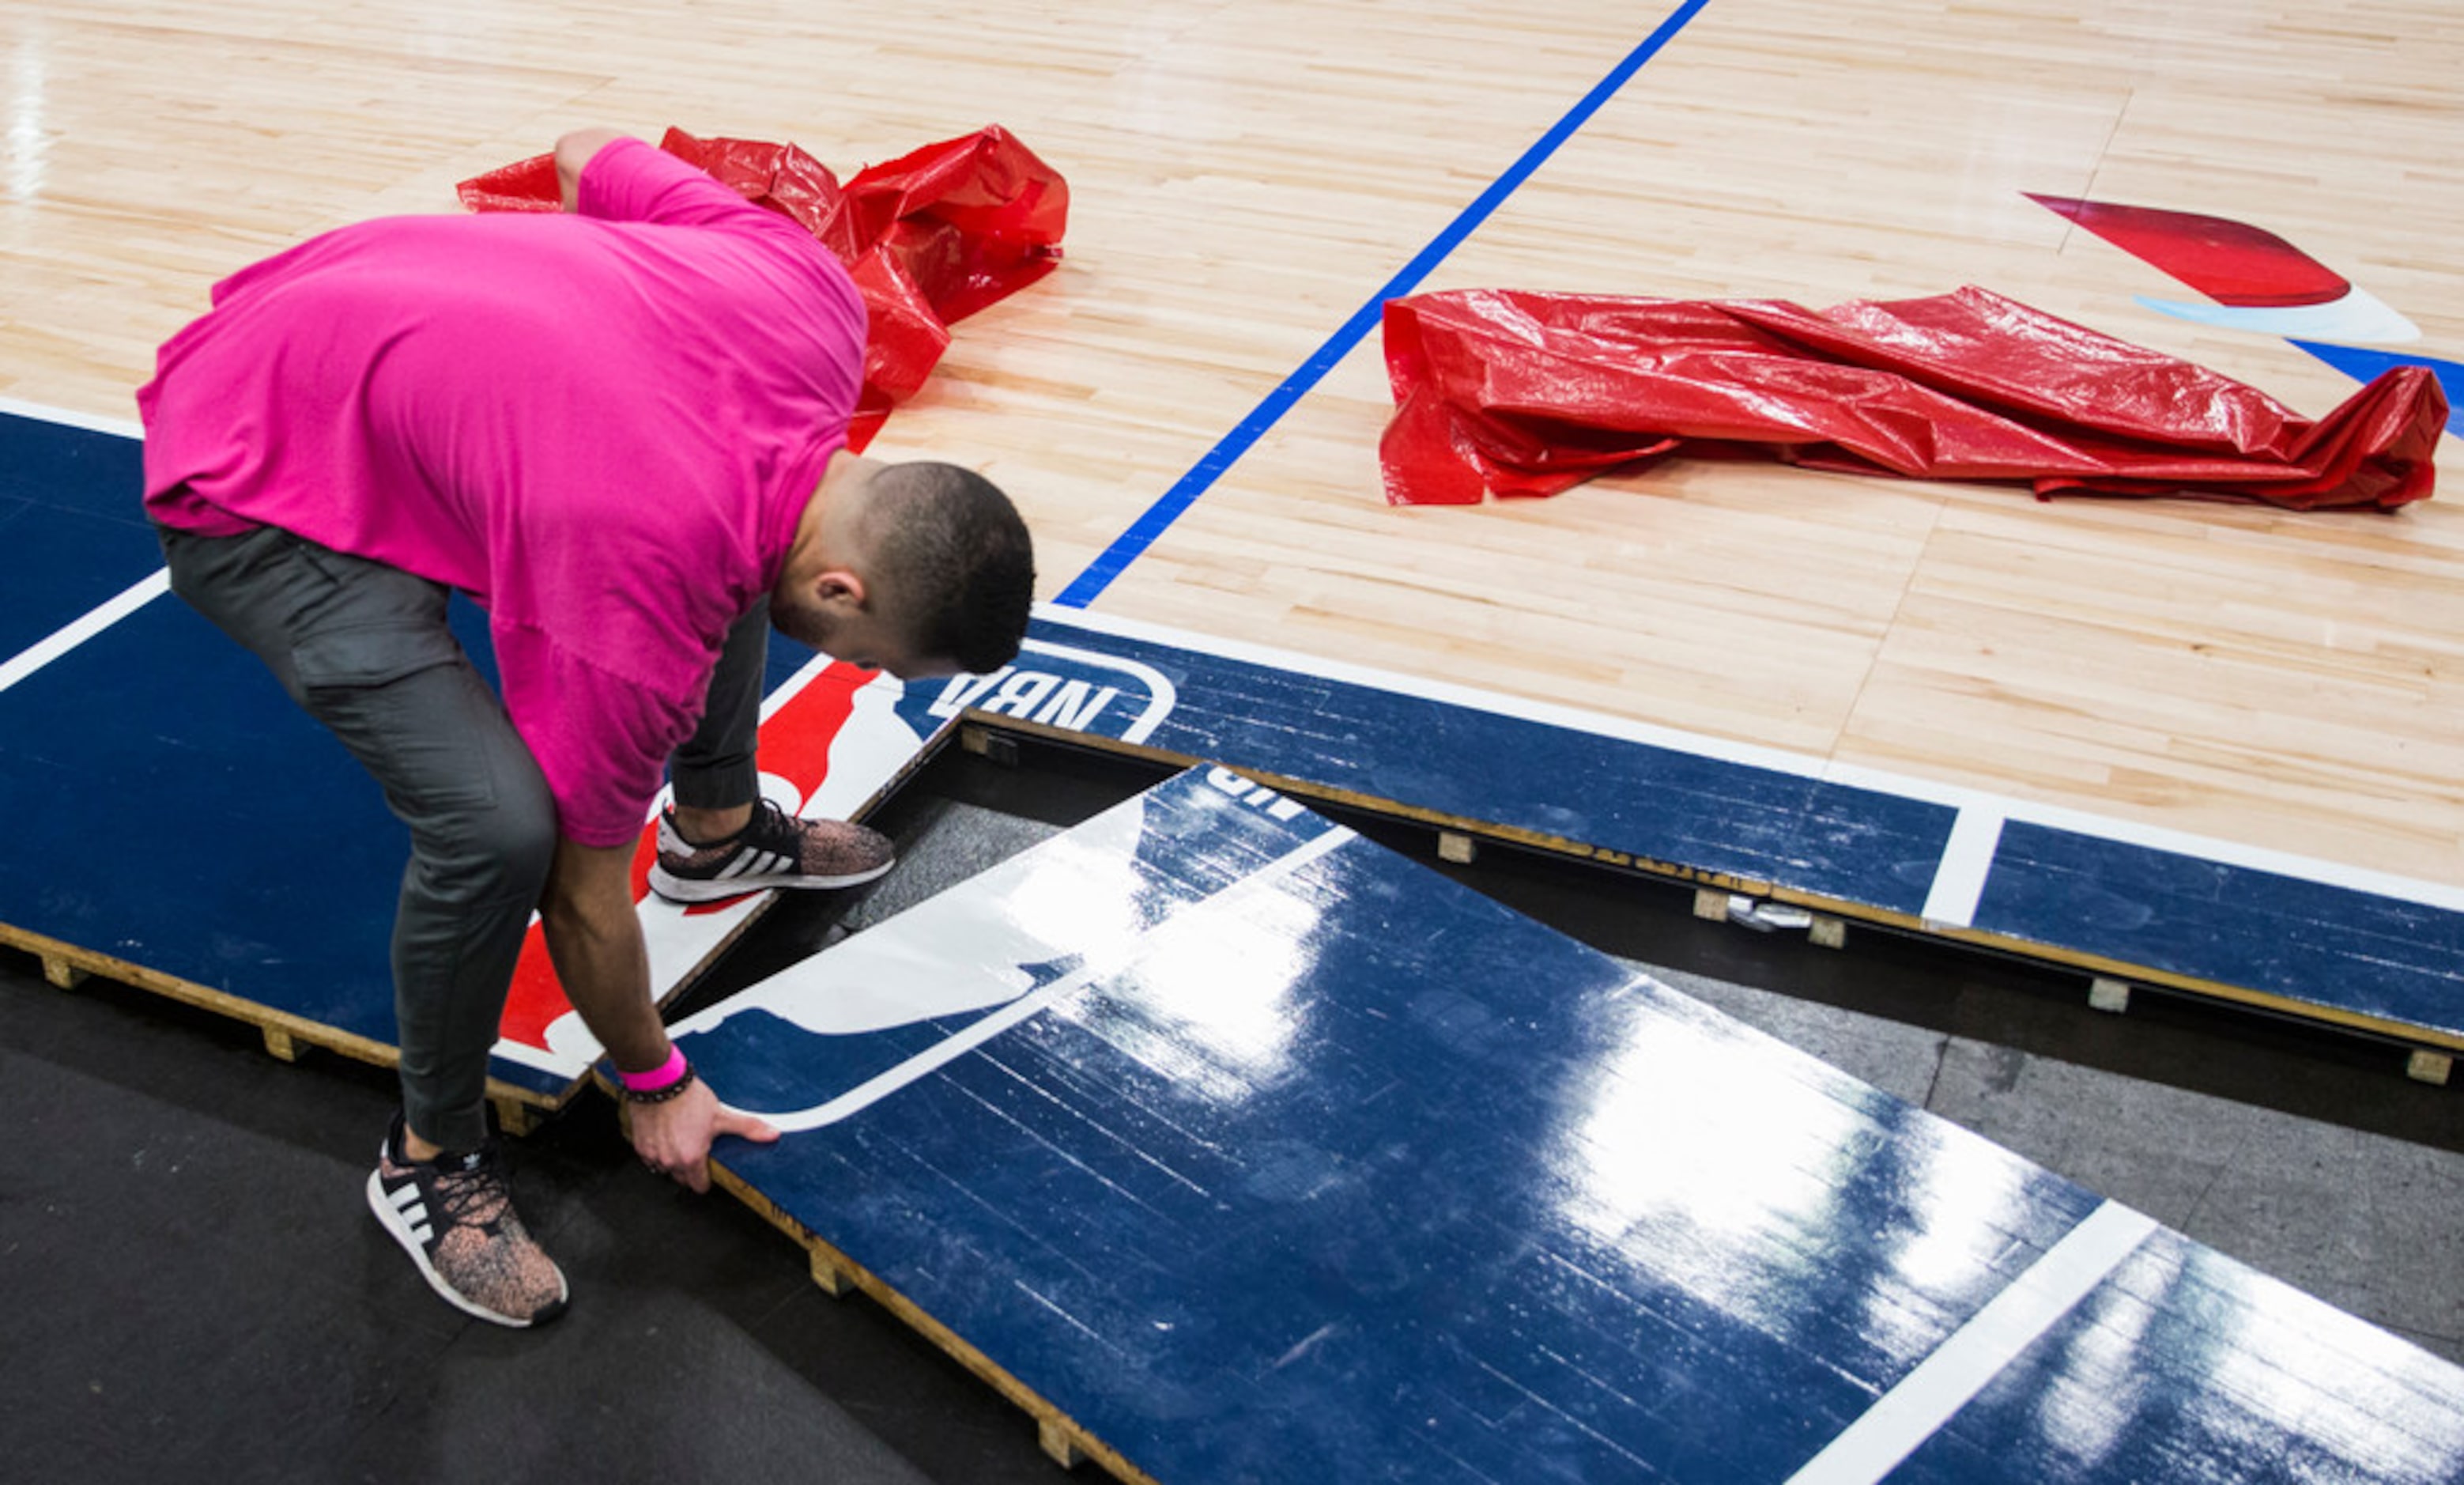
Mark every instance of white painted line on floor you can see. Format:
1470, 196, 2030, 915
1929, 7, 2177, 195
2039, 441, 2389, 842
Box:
0, 568, 172, 697
1785, 1201, 2160, 1485
1919, 807, 2006, 929
0, 394, 145, 440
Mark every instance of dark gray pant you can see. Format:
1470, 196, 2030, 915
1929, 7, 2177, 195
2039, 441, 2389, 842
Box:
158, 522, 766, 1150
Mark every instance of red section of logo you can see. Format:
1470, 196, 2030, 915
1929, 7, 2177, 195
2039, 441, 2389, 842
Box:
494, 660, 874, 1054
2027, 194, 2349, 308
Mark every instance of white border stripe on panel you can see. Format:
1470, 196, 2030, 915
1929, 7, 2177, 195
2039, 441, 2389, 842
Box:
1784, 1201, 2159, 1485
0, 569, 171, 697
0, 395, 145, 440
1920, 807, 2006, 929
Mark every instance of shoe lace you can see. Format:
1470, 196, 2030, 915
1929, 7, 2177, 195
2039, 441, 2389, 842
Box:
432, 1158, 512, 1232
744, 797, 802, 853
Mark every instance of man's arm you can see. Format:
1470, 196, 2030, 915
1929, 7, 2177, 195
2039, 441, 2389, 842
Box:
538, 834, 777, 1189
553, 128, 630, 213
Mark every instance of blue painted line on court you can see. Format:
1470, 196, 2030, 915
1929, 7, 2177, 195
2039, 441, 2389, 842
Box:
1051, 0, 1718, 608
2290, 339, 2464, 440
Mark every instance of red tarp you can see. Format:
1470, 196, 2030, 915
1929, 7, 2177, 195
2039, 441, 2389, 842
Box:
1379, 285, 2443, 510
458, 126, 1066, 451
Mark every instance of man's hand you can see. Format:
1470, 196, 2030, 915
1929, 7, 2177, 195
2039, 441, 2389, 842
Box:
553, 127, 630, 213
538, 835, 781, 1191
629, 1078, 781, 1193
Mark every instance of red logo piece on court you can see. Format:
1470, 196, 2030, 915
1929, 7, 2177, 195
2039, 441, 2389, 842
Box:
2028, 194, 2418, 343
494, 660, 872, 1055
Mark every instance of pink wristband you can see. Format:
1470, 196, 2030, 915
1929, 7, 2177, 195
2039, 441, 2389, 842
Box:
620, 1045, 689, 1094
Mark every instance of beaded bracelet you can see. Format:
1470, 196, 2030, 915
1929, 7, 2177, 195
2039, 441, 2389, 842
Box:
620, 1045, 693, 1101
624, 1060, 698, 1105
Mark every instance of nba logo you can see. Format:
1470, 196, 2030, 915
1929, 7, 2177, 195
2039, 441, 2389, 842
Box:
665, 769, 1351, 1132
900, 636, 1179, 746
489, 634, 1186, 1079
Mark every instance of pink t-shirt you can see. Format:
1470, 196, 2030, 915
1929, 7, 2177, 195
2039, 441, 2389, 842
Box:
138, 138, 865, 847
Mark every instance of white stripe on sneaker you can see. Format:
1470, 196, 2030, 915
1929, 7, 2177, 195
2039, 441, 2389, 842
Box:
390, 1186, 434, 1243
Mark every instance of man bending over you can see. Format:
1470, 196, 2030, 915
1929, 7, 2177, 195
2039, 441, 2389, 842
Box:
138, 127, 1035, 1327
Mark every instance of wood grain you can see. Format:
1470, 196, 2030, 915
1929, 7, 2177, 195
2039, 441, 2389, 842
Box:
2, 0, 2455, 882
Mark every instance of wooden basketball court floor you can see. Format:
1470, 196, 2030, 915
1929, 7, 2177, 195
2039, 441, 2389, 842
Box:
6, 0, 2458, 908
4, 1, 2464, 1472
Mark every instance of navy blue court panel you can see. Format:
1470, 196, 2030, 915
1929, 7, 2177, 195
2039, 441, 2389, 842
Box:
1891, 1224, 2464, 1484
994, 616, 1958, 915
0, 580, 580, 1095
1978, 822, 2464, 1037
0, 411, 158, 657
992, 611, 2464, 1048
682, 770, 2464, 1483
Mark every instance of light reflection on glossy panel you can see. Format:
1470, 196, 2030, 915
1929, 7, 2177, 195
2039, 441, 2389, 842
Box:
1893, 1228, 2464, 1483
667, 768, 1351, 1123
700, 768, 2334, 1482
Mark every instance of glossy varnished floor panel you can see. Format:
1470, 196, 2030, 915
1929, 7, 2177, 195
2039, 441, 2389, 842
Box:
679, 768, 2464, 1481
1, 0, 2456, 893
13, 765, 2464, 1483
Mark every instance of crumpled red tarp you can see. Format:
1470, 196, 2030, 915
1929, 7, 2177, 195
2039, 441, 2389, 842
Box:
457, 126, 1066, 450
1379, 285, 2443, 510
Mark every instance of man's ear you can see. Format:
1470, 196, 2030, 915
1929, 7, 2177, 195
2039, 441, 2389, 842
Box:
813, 569, 869, 609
